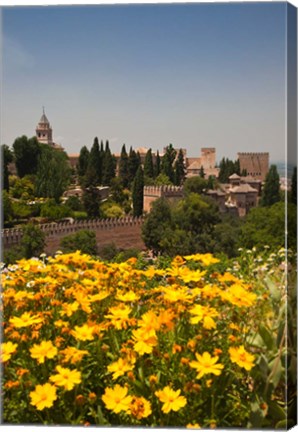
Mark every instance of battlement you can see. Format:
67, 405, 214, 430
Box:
2, 216, 145, 252
238, 152, 269, 157
143, 185, 184, 197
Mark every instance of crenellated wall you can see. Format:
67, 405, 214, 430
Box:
143, 185, 184, 212
2, 217, 145, 256
238, 152, 269, 181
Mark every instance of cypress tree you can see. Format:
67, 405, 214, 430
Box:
161, 144, 176, 183
2, 145, 13, 192
144, 149, 154, 179
174, 149, 186, 185
85, 137, 101, 186
77, 145, 90, 178
119, 144, 129, 188
132, 165, 144, 217
261, 165, 280, 206
102, 141, 116, 186
128, 147, 141, 187
154, 150, 161, 178
199, 166, 205, 179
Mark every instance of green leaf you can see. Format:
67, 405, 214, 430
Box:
259, 324, 275, 351
268, 357, 284, 388
264, 276, 280, 301
268, 401, 286, 421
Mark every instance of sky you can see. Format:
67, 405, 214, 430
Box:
1, 1, 295, 163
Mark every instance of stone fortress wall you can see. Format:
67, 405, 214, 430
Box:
238, 152, 269, 181
143, 185, 184, 213
2, 217, 145, 256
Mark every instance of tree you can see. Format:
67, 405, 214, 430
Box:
240, 201, 296, 251
60, 229, 97, 255
199, 166, 205, 179
128, 147, 141, 187
184, 176, 208, 195
260, 165, 280, 206
218, 157, 240, 183
82, 187, 101, 218
35, 146, 71, 202
3, 190, 13, 223
290, 166, 297, 205
77, 146, 90, 178
132, 166, 144, 217
161, 144, 176, 183
20, 223, 46, 259
13, 136, 42, 178
102, 141, 116, 186
154, 150, 161, 178
144, 149, 154, 179
119, 144, 129, 188
40, 199, 72, 220
142, 198, 173, 255
84, 137, 101, 186
2, 145, 13, 191
174, 149, 186, 186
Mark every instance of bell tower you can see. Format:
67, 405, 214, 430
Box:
36, 107, 53, 145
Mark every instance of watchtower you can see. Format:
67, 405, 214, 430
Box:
36, 107, 53, 145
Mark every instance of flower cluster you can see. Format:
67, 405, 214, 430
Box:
1, 250, 288, 427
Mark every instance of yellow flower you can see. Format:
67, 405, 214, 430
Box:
130, 396, 152, 419
132, 328, 158, 355
30, 383, 57, 411
189, 352, 224, 379
107, 357, 135, 380
60, 346, 89, 364
186, 423, 201, 429
162, 285, 193, 303
30, 340, 58, 364
220, 284, 257, 307
155, 385, 187, 413
104, 304, 132, 330
10, 312, 43, 328
189, 305, 218, 329
102, 384, 132, 414
1, 341, 18, 362
60, 301, 79, 317
71, 323, 94, 341
50, 365, 81, 391
116, 290, 140, 302
229, 345, 255, 371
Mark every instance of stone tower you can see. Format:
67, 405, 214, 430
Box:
36, 108, 53, 145
238, 152, 269, 181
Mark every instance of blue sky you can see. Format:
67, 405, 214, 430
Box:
1, 2, 291, 163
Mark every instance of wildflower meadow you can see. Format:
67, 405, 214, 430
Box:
1, 248, 296, 428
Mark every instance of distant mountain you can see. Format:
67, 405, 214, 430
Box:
272, 161, 296, 179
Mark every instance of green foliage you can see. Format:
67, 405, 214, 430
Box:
132, 166, 144, 217
114, 248, 141, 263
184, 176, 208, 195
199, 166, 205, 178
218, 157, 240, 183
101, 201, 124, 219
11, 201, 32, 219
99, 242, 118, 261
240, 201, 296, 251
174, 149, 186, 186
77, 145, 90, 178
83, 138, 102, 187
82, 187, 101, 218
102, 141, 116, 186
161, 144, 176, 183
60, 229, 98, 255
119, 144, 129, 188
144, 149, 154, 179
154, 173, 172, 186
2, 144, 14, 191
128, 147, 141, 187
64, 196, 83, 211
35, 146, 71, 202
10, 175, 35, 200
20, 223, 46, 259
3, 190, 13, 223
142, 198, 173, 255
154, 150, 161, 178
260, 165, 280, 206
40, 199, 72, 221
13, 136, 42, 178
